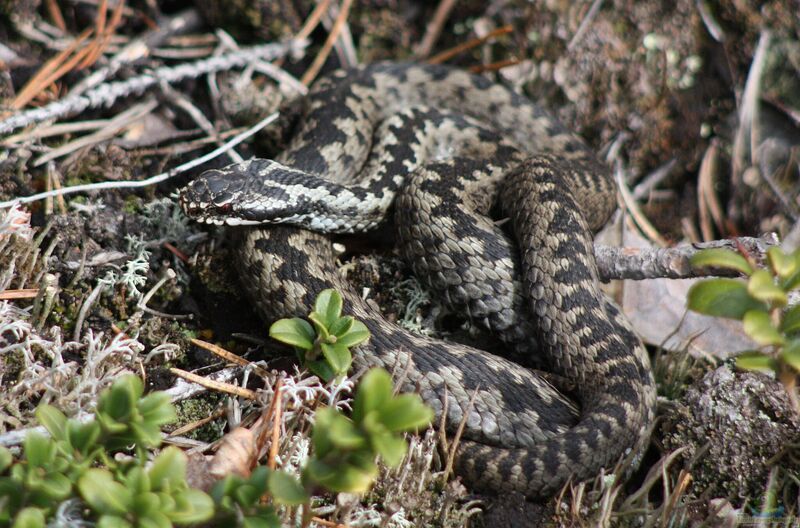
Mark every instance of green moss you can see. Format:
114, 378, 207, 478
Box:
171, 395, 225, 442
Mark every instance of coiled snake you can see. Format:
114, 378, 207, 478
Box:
180, 62, 656, 497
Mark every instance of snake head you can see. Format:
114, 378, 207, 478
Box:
179, 159, 315, 226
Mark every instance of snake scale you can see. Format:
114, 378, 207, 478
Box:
180, 62, 656, 497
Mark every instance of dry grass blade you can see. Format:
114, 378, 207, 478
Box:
168, 408, 226, 437
469, 58, 522, 74
427, 25, 512, 65
190, 338, 271, 379
697, 140, 728, 240
414, 0, 457, 59
621, 446, 689, 509
300, 0, 354, 86
79, 0, 127, 69
615, 164, 669, 247
96, 0, 108, 34
45, 0, 67, 32
298, 0, 334, 40
732, 30, 770, 178
660, 469, 692, 525
33, 98, 157, 166
567, 0, 605, 51
170, 367, 258, 400
310, 517, 350, 528
0, 288, 39, 300
12, 28, 94, 109
267, 379, 283, 469
442, 388, 478, 483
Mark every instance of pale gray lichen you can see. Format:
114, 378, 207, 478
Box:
662, 364, 800, 501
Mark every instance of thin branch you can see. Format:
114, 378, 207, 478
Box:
32, 98, 159, 167
0, 112, 279, 208
0, 40, 304, 135
427, 25, 512, 65
595, 235, 777, 282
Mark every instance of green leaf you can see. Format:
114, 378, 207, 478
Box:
232, 483, 260, 506
121, 466, 152, 498
314, 289, 343, 329
242, 512, 281, 528
687, 279, 767, 319
267, 470, 309, 505
67, 420, 101, 454
743, 310, 784, 346
130, 421, 163, 449
370, 432, 407, 467
98, 376, 141, 422
131, 489, 159, 514
269, 318, 315, 350
781, 304, 800, 335
307, 360, 337, 383
353, 368, 394, 423
308, 312, 330, 341
24, 433, 54, 467
768, 247, 798, 279
33, 472, 72, 500
303, 458, 376, 493
35, 405, 67, 441
329, 316, 354, 337
139, 393, 177, 426
314, 408, 365, 450
336, 320, 370, 348
320, 342, 352, 375
248, 465, 270, 494
96, 515, 133, 528
147, 447, 186, 491
748, 270, 788, 306
735, 350, 778, 373
11, 507, 45, 528
79, 468, 132, 515
781, 340, 800, 372
378, 395, 434, 432
690, 248, 753, 275
169, 489, 214, 524
0, 446, 12, 472
784, 266, 800, 291
136, 511, 170, 528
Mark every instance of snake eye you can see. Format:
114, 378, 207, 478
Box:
212, 191, 233, 207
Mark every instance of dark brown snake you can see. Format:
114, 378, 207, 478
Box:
180, 62, 656, 497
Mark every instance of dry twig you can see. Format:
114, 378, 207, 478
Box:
300, 0, 355, 86
427, 25, 512, 64
0, 41, 303, 135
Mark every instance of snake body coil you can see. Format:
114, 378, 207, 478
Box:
181, 62, 656, 497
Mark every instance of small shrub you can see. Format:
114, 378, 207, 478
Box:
688, 246, 800, 407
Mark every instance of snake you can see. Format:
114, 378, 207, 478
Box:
180, 62, 656, 497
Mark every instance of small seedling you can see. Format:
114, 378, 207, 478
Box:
269, 289, 370, 381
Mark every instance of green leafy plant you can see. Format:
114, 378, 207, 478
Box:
688, 246, 800, 407
211, 466, 308, 528
0, 374, 213, 528
2, 290, 434, 528
269, 289, 370, 381
303, 368, 433, 493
